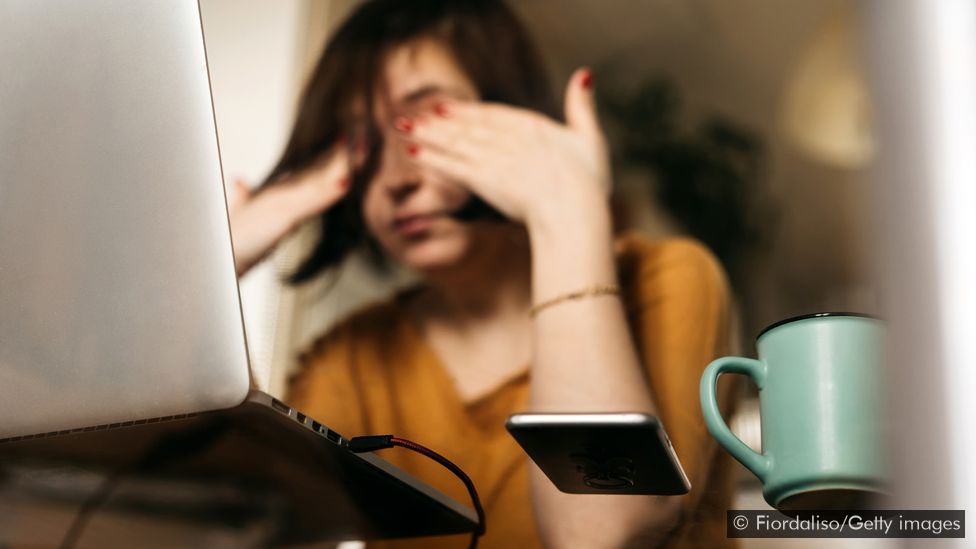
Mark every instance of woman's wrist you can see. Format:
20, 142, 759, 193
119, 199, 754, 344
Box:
524, 183, 611, 241
282, 176, 329, 226
249, 184, 302, 238
526, 194, 618, 298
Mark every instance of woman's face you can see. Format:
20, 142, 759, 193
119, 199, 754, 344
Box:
361, 38, 496, 273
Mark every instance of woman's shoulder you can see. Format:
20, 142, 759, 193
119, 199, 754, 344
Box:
615, 231, 729, 308
616, 231, 726, 281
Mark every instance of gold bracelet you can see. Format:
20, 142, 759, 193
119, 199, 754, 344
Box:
529, 284, 622, 317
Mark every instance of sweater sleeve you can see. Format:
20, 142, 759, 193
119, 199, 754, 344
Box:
621, 235, 737, 511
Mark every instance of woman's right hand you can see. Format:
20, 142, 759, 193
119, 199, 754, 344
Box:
228, 143, 350, 277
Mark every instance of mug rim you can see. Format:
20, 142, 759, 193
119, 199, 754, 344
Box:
757, 312, 881, 341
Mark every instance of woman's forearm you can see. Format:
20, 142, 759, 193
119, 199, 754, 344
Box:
230, 184, 309, 276
526, 199, 652, 413
229, 146, 350, 277
525, 200, 680, 548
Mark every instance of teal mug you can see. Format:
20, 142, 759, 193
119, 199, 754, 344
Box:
700, 313, 887, 510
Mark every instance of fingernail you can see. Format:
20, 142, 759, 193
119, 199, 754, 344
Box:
407, 143, 419, 157
581, 69, 593, 89
338, 176, 350, 190
433, 101, 450, 117
394, 116, 414, 133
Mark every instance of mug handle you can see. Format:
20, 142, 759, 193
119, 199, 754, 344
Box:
700, 356, 771, 482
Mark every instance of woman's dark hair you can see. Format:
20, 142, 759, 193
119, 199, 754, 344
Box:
260, 0, 557, 284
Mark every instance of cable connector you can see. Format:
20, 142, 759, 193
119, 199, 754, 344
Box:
346, 434, 394, 453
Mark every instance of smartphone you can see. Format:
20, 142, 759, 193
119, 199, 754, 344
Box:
505, 413, 690, 495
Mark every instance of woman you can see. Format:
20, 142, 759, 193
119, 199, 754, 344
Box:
230, 1, 738, 547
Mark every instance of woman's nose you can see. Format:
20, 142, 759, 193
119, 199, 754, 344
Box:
385, 176, 420, 202
381, 137, 424, 200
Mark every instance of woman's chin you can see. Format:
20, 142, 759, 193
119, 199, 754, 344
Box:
396, 231, 472, 272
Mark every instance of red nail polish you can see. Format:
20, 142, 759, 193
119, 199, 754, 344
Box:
581, 69, 593, 89
433, 101, 449, 117
394, 116, 414, 133
407, 143, 419, 157
338, 176, 350, 190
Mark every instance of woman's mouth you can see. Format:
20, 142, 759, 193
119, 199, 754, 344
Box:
394, 212, 444, 237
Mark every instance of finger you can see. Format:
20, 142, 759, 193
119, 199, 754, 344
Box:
410, 142, 488, 195
404, 115, 496, 162
421, 103, 558, 167
430, 99, 549, 136
563, 67, 602, 143
414, 146, 519, 220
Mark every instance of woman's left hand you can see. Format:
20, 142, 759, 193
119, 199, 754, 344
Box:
401, 68, 611, 230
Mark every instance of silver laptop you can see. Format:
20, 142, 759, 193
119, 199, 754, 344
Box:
0, 1, 474, 543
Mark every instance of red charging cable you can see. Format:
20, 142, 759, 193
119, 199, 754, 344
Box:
347, 435, 486, 549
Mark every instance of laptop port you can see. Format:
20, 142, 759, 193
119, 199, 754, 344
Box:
311, 420, 322, 433
296, 412, 306, 424
271, 398, 290, 415
326, 429, 341, 444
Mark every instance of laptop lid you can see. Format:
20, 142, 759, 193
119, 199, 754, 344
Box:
0, 0, 250, 438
